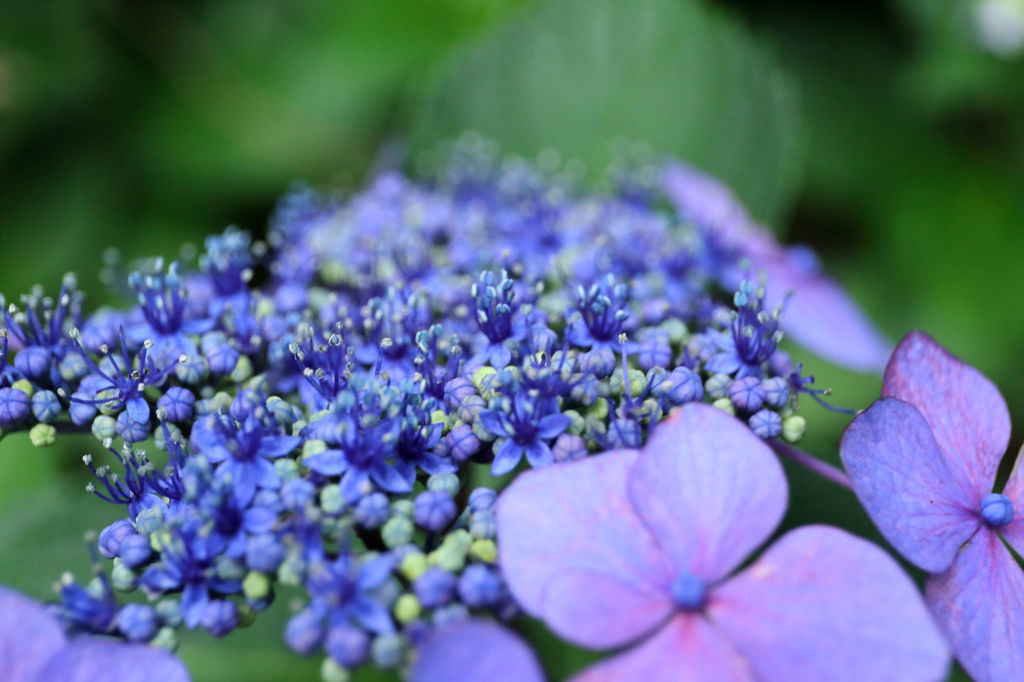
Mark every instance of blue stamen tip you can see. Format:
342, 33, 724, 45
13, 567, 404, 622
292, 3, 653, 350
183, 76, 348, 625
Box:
670, 572, 707, 611
979, 493, 1014, 527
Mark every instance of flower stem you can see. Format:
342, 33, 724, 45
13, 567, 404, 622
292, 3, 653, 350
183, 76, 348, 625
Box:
769, 440, 854, 491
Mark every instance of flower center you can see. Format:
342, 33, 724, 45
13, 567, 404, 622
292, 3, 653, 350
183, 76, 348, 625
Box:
979, 493, 1014, 527
670, 572, 707, 611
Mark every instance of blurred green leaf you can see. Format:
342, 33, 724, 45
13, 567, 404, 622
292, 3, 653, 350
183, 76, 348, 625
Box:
410, 0, 802, 223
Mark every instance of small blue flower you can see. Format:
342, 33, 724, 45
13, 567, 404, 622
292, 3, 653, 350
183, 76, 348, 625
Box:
190, 410, 299, 505
478, 395, 571, 475
706, 281, 783, 378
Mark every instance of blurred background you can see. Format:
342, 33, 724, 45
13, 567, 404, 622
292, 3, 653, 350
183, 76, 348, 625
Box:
1, 0, 1022, 679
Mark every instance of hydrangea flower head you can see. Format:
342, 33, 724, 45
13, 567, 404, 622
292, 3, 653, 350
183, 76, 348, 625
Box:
840, 331, 1024, 681
498, 403, 949, 681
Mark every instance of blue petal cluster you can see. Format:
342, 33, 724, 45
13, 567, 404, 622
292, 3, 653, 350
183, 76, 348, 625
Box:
0, 137, 827, 677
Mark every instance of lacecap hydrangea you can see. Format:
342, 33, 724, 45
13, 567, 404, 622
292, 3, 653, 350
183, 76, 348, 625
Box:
0, 136, 909, 681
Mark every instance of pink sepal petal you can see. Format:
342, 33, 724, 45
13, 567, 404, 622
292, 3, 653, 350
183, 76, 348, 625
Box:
627, 403, 787, 581
410, 619, 544, 682
33, 640, 190, 682
712, 526, 950, 682
0, 587, 66, 682
761, 258, 890, 373
840, 397, 980, 572
497, 450, 674, 649
926, 529, 1024, 682
571, 615, 754, 682
882, 332, 1011, 499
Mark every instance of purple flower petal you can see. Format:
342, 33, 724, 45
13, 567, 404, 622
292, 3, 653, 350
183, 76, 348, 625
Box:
349, 597, 394, 635
711, 526, 949, 682
188, 418, 231, 463
523, 442, 553, 468
497, 450, 674, 649
571, 615, 754, 682
125, 396, 150, 424
370, 461, 413, 493
303, 449, 348, 476
627, 403, 787, 581
0, 586, 66, 682
258, 435, 300, 458
1000, 445, 1024, 555
491, 440, 526, 475
926, 529, 1024, 682
661, 163, 764, 253
882, 332, 1011, 499
252, 456, 281, 490
760, 258, 890, 373
32, 640, 190, 682
478, 410, 512, 438
181, 582, 210, 629
839, 398, 980, 572
411, 619, 543, 682
536, 413, 571, 439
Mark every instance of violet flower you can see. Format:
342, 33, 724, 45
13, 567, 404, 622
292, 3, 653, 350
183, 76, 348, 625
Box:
498, 403, 948, 681
661, 161, 890, 373
410, 619, 544, 682
840, 331, 1024, 681
0, 586, 188, 682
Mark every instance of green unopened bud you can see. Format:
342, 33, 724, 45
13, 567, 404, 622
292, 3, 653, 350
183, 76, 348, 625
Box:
210, 391, 233, 412
277, 555, 304, 587
393, 594, 421, 624
400, 552, 429, 581
430, 409, 447, 426
712, 398, 735, 416
275, 457, 299, 482
381, 516, 414, 549
244, 373, 269, 395
230, 354, 253, 383
427, 473, 460, 496
175, 355, 207, 384
782, 415, 806, 443
154, 422, 183, 451
627, 369, 646, 398
29, 423, 56, 448
587, 399, 609, 421
320, 484, 344, 515
471, 539, 498, 563
243, 571, 271, 601
303, 439, 328, 459
307, 409, 330, 423
11, 379, 33, 398
471, 419, 492, 442
255, 296, 276, 318
321, 658, 350, 682
391, 499, 414, 518
266, 396, 295, 426
91, 415, 117, 440
215, 557, 246, 581
472, 366, 498, 393
661, 318, 688, 344
110, 560, 137, 592
150, 626, 178, 651
428, 547, 464, 573
236, 601, 257, 628
705, 373, 732, 400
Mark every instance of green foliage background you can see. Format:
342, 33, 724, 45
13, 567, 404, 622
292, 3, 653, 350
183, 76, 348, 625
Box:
1, 1, 1020, 679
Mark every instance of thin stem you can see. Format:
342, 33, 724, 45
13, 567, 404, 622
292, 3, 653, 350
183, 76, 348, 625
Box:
769, 440, 854, 491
